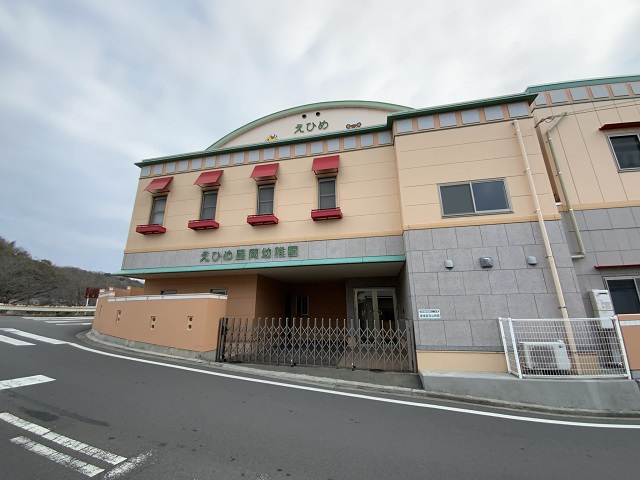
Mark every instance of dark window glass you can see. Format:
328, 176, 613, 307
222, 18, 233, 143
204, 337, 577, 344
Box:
440, 184, 474, 215
149, 196, 167, 225
607, 278, 640, 314
200, 190, 218, 220
472, 180, 509, 212
610, 135, 640, 170
318, 178, 336, 209
210, 288, 227, 295
258, 184, 274, 215
296, 296, 309, 316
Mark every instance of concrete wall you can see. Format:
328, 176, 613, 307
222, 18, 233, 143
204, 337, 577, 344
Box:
93, 294, 227, 354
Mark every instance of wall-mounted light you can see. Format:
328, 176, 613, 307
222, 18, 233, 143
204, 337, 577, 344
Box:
526, 256, 538, 266
444, 259, 454, 269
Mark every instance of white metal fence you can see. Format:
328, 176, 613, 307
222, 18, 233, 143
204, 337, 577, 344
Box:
498, 317, 631, 379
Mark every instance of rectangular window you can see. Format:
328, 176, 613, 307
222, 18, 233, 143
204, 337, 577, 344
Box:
161, 289, 177, 295
605, 277, 640, 314
439, 179, 510, 216
608, 134, 640, 170
296, 295, 309, 316
318, 177, 337, 209
200, 190, 218, 220
149, 196, 167, 225
257, 184, 275, 215
210, 288, 227, 295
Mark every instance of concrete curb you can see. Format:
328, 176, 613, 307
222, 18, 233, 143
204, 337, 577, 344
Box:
80, 330, 640, 418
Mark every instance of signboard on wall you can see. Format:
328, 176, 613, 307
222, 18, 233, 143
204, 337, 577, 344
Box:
418, 309, 441, 319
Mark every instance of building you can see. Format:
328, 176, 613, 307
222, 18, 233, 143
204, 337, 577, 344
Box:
93, 75, 640, 376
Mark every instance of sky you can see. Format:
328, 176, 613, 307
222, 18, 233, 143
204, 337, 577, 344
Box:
0, 0, 638, 273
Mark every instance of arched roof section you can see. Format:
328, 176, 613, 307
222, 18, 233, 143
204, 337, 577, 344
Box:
206, 100, 411, 150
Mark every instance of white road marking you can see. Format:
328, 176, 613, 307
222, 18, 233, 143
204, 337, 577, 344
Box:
0, 375, 55, 390
102, 450, 155, 479
68, 343, 640, 429
0, 413, 126, 465
0, 334, 35, 346
0, 328, 67, 344
10, 436, 105, 477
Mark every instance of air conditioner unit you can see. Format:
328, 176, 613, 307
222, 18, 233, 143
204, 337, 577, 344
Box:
589, 289, 615, 328
520, 341, 571, 371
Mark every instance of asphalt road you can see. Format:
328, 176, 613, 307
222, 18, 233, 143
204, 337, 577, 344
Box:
1, 314, 639, 480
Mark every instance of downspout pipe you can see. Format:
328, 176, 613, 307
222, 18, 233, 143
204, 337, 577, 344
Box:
544, 113, 586, 260
513, 120, 581, 367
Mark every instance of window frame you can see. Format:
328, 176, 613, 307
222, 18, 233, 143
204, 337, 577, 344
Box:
318, 176, 337, 210
607, 133, 640, 172
296, 295, 309, 316
149, 195, 168, 225
200, 189, 218, 221
438, 178, 511, 217
604, 276, 640, 314
257, 183, 275, 215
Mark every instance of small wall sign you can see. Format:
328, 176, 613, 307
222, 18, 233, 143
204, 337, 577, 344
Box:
419, 309, 441, 319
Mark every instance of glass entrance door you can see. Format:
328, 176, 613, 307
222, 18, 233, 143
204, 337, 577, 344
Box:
355, 288, 397, 333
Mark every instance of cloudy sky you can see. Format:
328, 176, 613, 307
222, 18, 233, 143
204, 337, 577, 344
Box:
1, 0, 638, 273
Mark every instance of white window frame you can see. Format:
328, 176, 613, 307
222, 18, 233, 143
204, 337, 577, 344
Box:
318, 177, 337, 210
607, 133, 640, 172
257, 183, 275, 215
438, 179, 511, 217
605, 276, 640, 314
200, 189, 218, 220
149, 195, 167, 225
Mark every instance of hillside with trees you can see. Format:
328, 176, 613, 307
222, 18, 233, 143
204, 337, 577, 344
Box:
0, 236, 142, 305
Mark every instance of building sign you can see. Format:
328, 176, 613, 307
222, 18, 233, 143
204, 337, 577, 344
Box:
200, 245, 298, 263
418, 309, 440, 319
294, 120, 329, 134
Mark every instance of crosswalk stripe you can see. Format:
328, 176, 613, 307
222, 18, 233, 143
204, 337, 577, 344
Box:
0, 375, 55, 390
0, 328, 67, 344
0, 413, 127, 465
10, 436, 105, 477
0, 334, 35, 346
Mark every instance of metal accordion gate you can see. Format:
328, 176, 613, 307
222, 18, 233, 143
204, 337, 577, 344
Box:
216, 317, 416, 373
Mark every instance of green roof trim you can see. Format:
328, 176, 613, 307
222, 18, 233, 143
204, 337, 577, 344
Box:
206, 100, 411, 150
114, 255, 406, 276
135, 123, 393, 167
389, 92, 537, 121
526, 74, 640, 94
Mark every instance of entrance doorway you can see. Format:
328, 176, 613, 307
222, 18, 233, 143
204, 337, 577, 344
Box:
355, 288, 398, 333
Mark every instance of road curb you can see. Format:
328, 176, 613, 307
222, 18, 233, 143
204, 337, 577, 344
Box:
78, 329, 640, 419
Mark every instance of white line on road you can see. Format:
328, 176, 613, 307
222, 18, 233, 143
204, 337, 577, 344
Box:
0, 328, 68, 344
68, 342, 640, 429
102, 450, 155, 479
0, 375, 55, 390
0, 412, 127, 465
10, 436, 105, 477
0, 333, 35, 346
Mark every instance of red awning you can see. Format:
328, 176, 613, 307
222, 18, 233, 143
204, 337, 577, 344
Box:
194, 170, 222, 187
144, 176, 173, 192
312, 155, 339, 173
250, 163, 279, 180
599, 121, 640, 130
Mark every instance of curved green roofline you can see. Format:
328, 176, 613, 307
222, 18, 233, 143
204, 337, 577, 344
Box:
206, 100, 411, 150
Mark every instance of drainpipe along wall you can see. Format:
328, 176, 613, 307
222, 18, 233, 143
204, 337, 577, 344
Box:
512, 119, 581, 367
544, 113, 587, 260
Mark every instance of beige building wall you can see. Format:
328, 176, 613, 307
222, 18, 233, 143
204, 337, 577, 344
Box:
416, 351, 507, 372
219, 106, 396, 147
535, 98, 640, 209
144, 274, 258, 317
395, 118, 559, 229
254, 275, 286, 318
93, 294, 226, 353
125, 146, 402, 254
